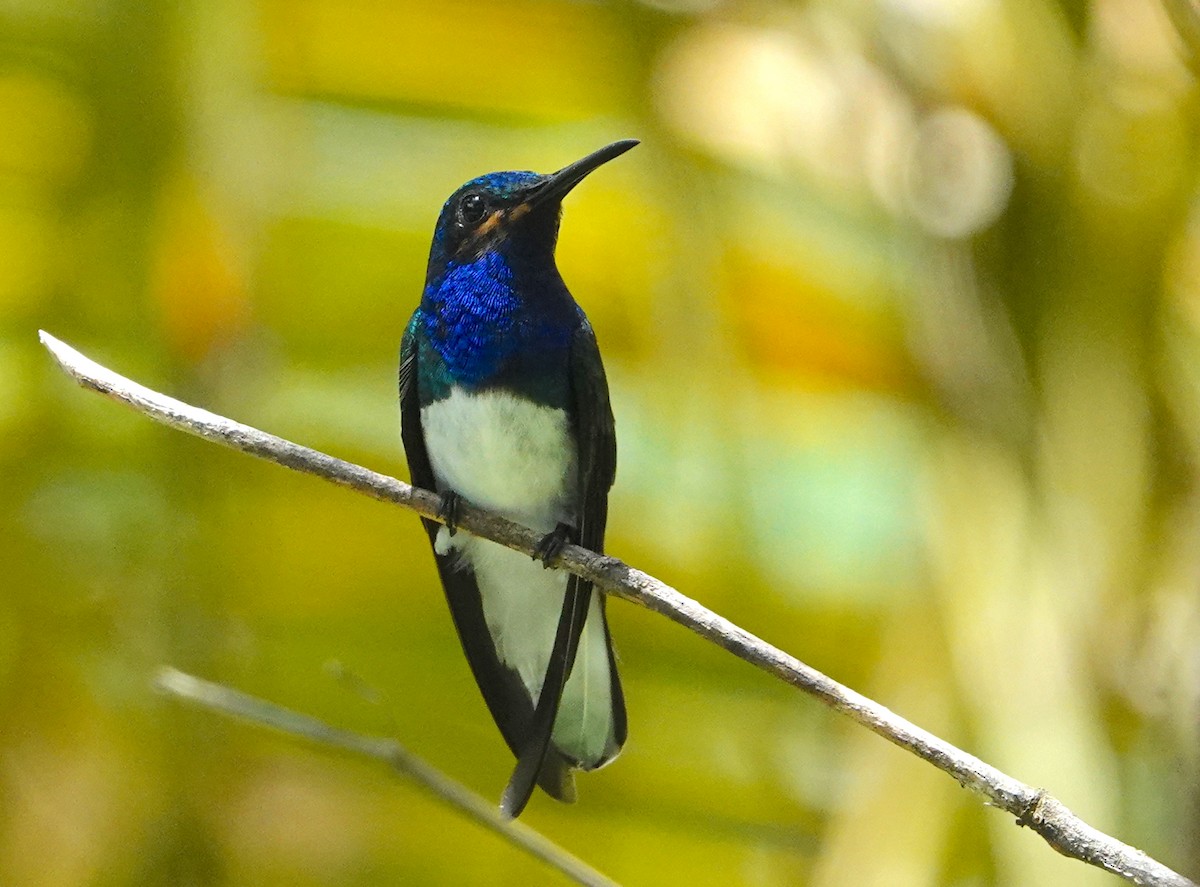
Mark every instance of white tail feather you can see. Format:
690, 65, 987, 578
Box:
552, 597, 616, 768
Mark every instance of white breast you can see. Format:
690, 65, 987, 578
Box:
420, 387, 577, 529
419, 387, 618, 768
419, 386, 578, 691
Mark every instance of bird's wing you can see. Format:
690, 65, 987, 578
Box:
400, 314, 575, 804
500, 316, 627, 817
568, 316, 626, 752
570, 315, 617, 556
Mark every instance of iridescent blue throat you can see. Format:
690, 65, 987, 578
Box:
419, 250, 574, 403
423, 251, 521, 387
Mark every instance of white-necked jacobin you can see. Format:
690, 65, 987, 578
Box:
399, 139, 637, 818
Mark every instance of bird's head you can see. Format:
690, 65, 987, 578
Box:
426, 139, 638, 276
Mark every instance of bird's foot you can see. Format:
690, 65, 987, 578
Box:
534, 522, 575, 568
438, 491, 462, 536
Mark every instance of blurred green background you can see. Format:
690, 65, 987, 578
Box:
2, 0, 1199, 884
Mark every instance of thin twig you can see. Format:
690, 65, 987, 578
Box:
154, 668, 617, 887
40, 330, 1197, 887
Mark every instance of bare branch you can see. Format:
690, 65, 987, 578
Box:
41, 330, 1197, 887
154, 668, 617, 887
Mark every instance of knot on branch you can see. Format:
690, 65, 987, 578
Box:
1015, 788, 1050, 830
1013, 790, 1080, 858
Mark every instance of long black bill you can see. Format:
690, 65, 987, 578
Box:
526, 139, 639, 209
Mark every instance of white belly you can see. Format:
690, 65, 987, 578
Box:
419, 387, 617, 767
420, 387, 577, 528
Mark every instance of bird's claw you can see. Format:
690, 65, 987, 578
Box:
534, 522, 574, 568
439, 491, 462, 536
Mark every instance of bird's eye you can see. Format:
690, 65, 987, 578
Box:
459, 193, 488, 226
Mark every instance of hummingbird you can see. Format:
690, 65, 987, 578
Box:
399, 139, 637, 818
